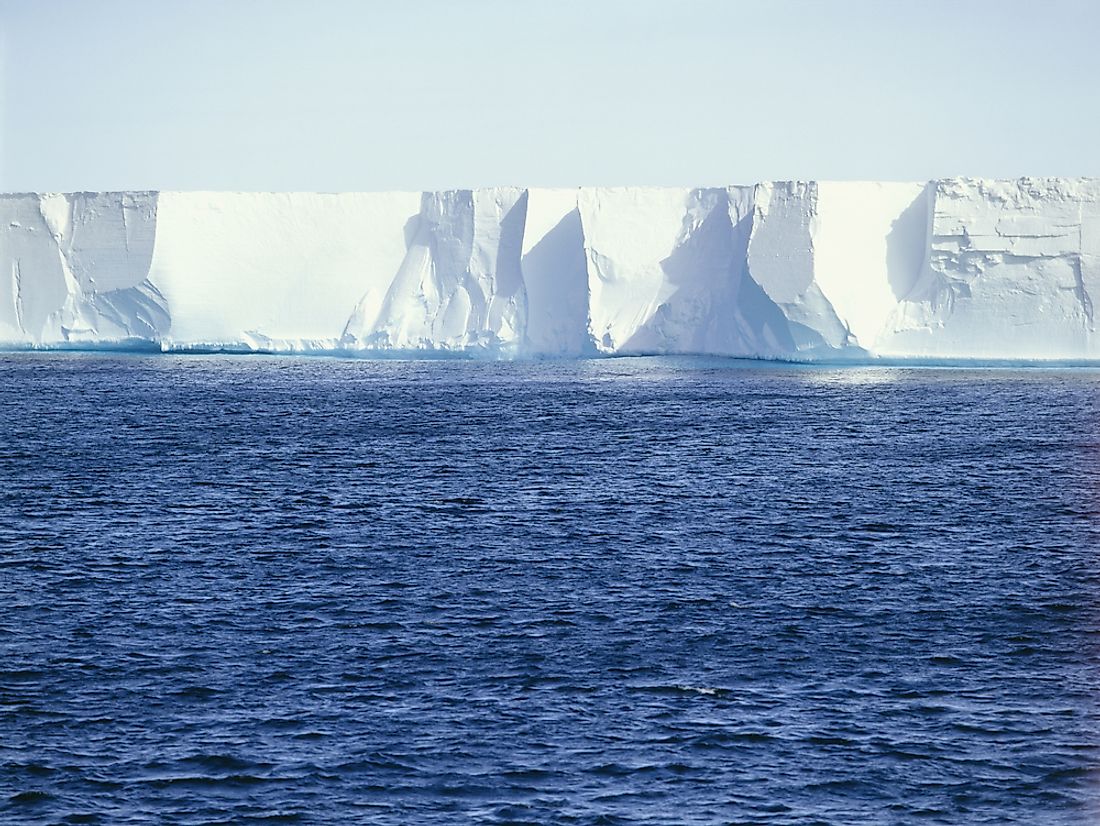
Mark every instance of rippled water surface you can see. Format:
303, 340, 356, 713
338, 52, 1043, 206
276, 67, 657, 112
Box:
2, 354, 1100, 824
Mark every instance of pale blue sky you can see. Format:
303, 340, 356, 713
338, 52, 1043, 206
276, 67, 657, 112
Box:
1, 0, 1098, 191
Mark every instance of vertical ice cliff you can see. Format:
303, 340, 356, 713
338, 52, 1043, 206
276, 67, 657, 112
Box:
520, 188, 592, 356
747, 181, 853, 353
577, 186, 801, 358
581, 187, 742, 354
2, 179, 1099, 360
812, 181, 931, 349
342, 188, 528, 352
0, 192, 164, 344
877, 178, 1100, 359
574, 183, 887, 358
147, 192, 420, 350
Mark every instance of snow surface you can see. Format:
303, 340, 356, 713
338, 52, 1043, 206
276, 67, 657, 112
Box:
2, 179, 1099, 360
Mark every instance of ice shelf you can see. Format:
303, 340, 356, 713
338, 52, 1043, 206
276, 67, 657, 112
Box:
3, 179, 1099, 360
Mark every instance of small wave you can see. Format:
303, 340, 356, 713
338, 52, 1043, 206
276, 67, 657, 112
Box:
144, 774, 271, 788
632, 684, 731, 698
9, 790, 52, 804
170, 685, 222, 699
176, 754, 268, 772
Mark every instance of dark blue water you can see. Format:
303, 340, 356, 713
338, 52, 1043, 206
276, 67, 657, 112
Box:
2, 354, 1099, 824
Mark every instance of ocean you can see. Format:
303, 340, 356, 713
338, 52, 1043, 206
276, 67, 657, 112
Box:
1, 353, 1098, 824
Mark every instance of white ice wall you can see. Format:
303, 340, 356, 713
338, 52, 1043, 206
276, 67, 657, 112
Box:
344, 188, 528, 352
813, 181, 930, 348
0, 192, 165, 345
877, 178, 1100, 359
2, 179, 1098, 361
149, 192, 419, 350
520, 188, 591, 356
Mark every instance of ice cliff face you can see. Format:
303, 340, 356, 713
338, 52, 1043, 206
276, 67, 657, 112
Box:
342, 188, 528, 352
0, 192, 166, 344
2, 178, 1098, 360
877, 178, 1100, 359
